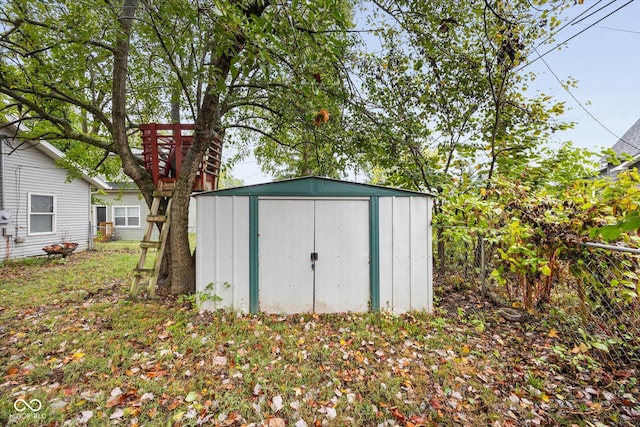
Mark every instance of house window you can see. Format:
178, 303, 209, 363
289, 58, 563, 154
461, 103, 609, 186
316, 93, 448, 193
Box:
29, 193, 56, 234
113, 206, 140, 227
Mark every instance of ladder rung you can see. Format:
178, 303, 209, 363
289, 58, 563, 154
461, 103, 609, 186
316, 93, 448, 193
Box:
140, 241, 161, 249
158, 181, 175, 191
131, 180, 172, 298
153, 191, 173, 198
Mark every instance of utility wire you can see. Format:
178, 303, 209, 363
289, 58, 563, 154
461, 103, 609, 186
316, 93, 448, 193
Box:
517, 0, 636, 72
571, 0, 618, 26
530, 0, 605, 52
533, 46, 640, 152
574, 23, 640, 35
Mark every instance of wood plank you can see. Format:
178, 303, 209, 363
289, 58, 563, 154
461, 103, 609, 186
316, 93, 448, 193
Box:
131, 181, 173, 297
139, 241, 161, 249
152, 191, 173, 198
147, 197, 171, 297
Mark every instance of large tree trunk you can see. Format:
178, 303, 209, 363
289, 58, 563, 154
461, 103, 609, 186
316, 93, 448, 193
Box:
169, 91, 225, 295
166, 1, 269, 294
169, 181, 195, 294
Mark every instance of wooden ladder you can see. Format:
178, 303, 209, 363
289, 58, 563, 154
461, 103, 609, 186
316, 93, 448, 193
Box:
130, 180, 174, 297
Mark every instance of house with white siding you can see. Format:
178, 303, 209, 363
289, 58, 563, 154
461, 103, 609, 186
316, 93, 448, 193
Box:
94, 181, 196, 242
93, 182, 151, 242
0, 123, 109, 260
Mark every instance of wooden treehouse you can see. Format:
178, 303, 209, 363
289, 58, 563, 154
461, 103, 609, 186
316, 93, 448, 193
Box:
131, 123, 222, 297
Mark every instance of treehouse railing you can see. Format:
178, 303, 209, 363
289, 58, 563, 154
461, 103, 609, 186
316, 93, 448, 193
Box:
140, 123, 222, 192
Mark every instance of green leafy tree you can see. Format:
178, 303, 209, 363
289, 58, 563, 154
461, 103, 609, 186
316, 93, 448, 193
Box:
0, 0, 355, 295
355, 0, 573, 194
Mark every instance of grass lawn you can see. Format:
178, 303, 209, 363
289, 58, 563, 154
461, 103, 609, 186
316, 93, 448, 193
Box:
0, 245, 638, 426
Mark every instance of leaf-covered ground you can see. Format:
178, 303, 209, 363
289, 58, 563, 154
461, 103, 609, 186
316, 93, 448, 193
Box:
0, 249, 638, 426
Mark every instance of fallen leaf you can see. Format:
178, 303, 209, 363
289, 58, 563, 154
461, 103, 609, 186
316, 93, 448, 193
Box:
429, 398, 443, 409
76, 410, 93, 424
325, 406, 337, 420
265, 418, 286, 427
110, 408, 125, 420
270, 395, 284, 412
390, 406, 406, 424
166, 398, 181, 410
212, 355, 227, 366
253, 383, 263, 396
140, 392, 154, 403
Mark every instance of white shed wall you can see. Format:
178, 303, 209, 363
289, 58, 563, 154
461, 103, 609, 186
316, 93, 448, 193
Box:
195, 190, 433, 314
379, 196, 432, 313
196, 196, 250, 312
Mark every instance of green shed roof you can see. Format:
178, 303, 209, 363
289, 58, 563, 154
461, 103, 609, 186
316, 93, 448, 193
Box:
194, 176, 435, 198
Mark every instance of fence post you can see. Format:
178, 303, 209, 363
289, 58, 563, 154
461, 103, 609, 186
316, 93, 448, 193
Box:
480, 234, 486, 296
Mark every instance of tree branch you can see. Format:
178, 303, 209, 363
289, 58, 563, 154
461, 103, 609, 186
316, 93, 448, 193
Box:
0, 87, 112, 150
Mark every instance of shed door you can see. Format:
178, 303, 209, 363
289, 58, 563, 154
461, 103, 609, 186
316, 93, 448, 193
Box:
258, 199, 370, 313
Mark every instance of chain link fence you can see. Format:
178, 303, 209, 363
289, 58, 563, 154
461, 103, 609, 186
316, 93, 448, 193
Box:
559, 243, 640, 365
434, 227, 640, 366
433, 227, 491, 293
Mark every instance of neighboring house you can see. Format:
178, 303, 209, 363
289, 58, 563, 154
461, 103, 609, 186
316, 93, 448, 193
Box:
95, 181, 196, 241
600, 117, 640, 177
0, 123, 109, 260
94, 182, 152, 241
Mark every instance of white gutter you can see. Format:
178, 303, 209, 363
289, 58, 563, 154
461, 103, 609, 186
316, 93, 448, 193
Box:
0, 135, 5, 209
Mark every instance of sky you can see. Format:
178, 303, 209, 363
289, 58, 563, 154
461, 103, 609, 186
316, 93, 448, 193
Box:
525, 0, 640, 152
230, 0, 640, 185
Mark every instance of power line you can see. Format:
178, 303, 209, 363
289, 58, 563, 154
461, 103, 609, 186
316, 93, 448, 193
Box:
533, 46, 640, 152
531, 0, 606, 51
574, 23, 640, 35
571, 0, 618, 26
517, 0, 636, 72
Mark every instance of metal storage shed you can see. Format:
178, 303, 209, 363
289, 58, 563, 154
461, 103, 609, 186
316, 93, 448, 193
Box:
194, 176, 434, 314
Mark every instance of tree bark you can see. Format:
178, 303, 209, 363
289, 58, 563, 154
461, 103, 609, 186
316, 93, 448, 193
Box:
169, 91, 223, 294
112, 0, 156, 207
168, 1, 269, 295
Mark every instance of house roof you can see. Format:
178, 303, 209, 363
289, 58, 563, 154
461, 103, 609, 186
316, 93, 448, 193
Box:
608, 117, 640, 158
1, 121, 110, 190
600, 117, 640, 176
105, 182, 140, 191
194, 176, 435, 198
